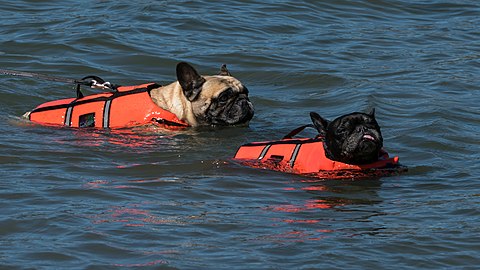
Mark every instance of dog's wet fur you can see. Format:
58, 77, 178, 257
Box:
149, 62, 254, 127
310, 109, 383, 165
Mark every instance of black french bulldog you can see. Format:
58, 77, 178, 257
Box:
310, 109, 383, 165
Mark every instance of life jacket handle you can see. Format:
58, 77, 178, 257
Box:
74, 75, 119, 98
283, 124, 318, 139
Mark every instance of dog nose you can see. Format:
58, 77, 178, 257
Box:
357, 126, 367, 132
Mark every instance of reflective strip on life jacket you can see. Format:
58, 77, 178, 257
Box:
29, 83, 189, 129
234, 138, 399, 174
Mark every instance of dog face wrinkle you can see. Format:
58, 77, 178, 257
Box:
318, 111, 384, 165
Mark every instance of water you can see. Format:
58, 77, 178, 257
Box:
1, 1, 479, 269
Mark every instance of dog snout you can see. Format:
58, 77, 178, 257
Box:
356, 125, 367, 133
238, 93, 249, 100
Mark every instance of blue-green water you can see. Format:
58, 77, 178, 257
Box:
1, 1, 479, 269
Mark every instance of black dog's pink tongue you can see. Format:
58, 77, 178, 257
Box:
363, 134, 375, 141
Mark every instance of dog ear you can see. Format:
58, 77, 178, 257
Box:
310, 112, 329, 136
368, 108, 376, 117
176, 62, 206, 101
218, 64, 232, 76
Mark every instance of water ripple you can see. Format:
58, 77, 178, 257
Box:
1, 0, 480, 268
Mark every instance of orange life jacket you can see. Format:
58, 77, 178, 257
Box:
29, 83, 189, 129
234, 137, 400, 174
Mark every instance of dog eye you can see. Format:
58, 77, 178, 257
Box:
217, 88, 233, 103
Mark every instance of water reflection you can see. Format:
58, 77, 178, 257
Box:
275, 178, 383, 213
83, 177, 181, 189
235, 159, 407, 180
91, 205, 183, 227
263, 178, 384, 243
258, 229, 332, 243
69, 126, 182, 149
113, 259, 169, 268
88, 201, 205, 227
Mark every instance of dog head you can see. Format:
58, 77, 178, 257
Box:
176, 62, 254, 126
310, 109, 383, 165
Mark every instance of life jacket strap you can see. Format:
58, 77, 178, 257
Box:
153, 118, 189, 127
103, 99, 113, 128
258, 144, 272, 159
289, 144, 302, 167
247, 141, 308, 168
283, 124, 316, 139
64, 105, 74, 126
